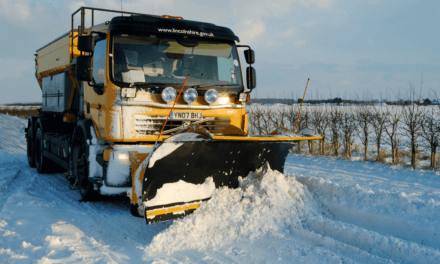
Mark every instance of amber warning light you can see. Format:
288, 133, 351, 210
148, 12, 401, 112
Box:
162, 15, 184, 19
239, 93, 251, 102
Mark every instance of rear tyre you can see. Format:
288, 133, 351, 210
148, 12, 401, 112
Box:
34, 127, 51, 173
72, 132, 96, 201
27, 124, 35, 168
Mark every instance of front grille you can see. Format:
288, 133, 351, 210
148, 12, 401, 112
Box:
134, 115, 231, 135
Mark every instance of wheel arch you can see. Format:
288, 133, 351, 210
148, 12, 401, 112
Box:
71, 118, 98, 200
27, 116, 39, 136
26, 116, 39, 168
72, 119, 95, 145
34, 117, 56, 134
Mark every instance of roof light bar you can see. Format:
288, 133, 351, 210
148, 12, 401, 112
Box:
162, 15, 183, 19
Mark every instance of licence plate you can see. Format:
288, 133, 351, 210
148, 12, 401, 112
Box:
170, 112, 203, 120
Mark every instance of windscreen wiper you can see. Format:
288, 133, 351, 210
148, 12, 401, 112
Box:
129, 82, 175, 88
187, 84, 239, 89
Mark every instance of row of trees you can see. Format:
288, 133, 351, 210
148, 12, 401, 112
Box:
247, 104, 440, 170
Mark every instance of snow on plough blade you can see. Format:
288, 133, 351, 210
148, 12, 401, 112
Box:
142, 132, 316, 224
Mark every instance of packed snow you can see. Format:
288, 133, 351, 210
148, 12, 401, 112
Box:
145, 177, 215, 208
148, 142, 183, 168
1, 113, 440, 263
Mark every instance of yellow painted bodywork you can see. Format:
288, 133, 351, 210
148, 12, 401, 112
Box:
146, 203, 201, 217
212, 135, 323, 141
35, 31, 81, 88
129, 151, 150, 205
85, 68, 247, 143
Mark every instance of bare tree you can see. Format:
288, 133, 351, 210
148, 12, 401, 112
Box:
356, 106, 372, 161
273, 107, 288, 129
287, 104, 304, 153
310, 106, 330, 155
247, 105, 264, 135
370, 106, 386, 161
259, 107, 273, 135
301, 109, 315, 154
287, 104, 301, 132
420, 106, 440, 169
401, 102, 424, 169
329, 106, 340, 156
384, 106, 402, 165
339, 107, 358, 159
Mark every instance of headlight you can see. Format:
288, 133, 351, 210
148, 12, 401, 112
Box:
183, 88, 198, 104
204, 89, 218, 105
116, 152, 129, 161
218, 97, 230, 105
161, 87, 176, 104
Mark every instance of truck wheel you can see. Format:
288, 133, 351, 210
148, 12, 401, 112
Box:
27, 124, 36, 168
34, 127, 50, 173
130, 204, 142, 217
72, 133, 96, 201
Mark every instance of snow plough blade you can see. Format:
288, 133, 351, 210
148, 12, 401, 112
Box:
142, 132, 298, 224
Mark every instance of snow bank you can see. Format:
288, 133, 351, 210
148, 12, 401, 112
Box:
297, 175, 440, 253
146, 177, 216, 208
145, 163, 320, 255
0, 114, 27, 154
148, 142, 183, 168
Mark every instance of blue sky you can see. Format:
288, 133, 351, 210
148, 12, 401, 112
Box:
0, 0, 438, 104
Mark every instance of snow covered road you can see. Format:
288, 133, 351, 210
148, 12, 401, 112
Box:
1, 113, 439, 263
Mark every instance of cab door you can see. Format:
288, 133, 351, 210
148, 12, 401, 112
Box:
84, 37, 107, 138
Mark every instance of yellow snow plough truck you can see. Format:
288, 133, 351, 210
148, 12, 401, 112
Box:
27, 7, 321, 224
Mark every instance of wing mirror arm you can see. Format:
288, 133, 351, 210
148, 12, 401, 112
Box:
237, 45, 256, 91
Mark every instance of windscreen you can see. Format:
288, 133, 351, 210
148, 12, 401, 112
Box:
112, 34, 243, 91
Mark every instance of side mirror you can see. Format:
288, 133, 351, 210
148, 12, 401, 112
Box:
244, 49, 255, 64
75, 56, 93, 82
246, 66, 256, 89
77, 36, 95, 52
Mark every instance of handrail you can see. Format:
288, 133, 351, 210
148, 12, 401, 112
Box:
70, 6, 159, 60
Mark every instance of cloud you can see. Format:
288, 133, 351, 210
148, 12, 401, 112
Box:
339, 80, 353, 85
238, 20, 266, 45
0, 0, 31, 21
231, 0, 338, 47
296, 40, 306, 48
284, 28, 298, 37
299, 0, 338, 9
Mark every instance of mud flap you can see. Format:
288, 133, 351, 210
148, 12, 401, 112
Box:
142, 133, 296, 224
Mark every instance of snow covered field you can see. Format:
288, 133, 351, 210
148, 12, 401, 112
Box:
1, 113, 439, 263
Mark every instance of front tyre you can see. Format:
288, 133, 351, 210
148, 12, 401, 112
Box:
130, 204, 142, 217
72, 132, 96, 201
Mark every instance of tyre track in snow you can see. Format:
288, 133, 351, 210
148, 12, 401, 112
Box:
302, 215, 440, 264
0, 115, 29, 211
297, 175, 440, 251
300, 191, 440, 263
0, 155, 33, 213
0, 153, 170, 263
284, 155, 440, 263
27, 167, 170, 246
0, 114, 170, 261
